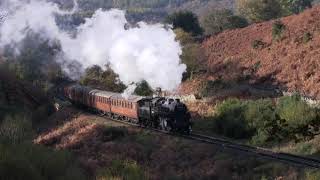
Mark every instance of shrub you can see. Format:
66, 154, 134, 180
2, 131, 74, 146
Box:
201, 9, 248, 35
292, 142, 317, 155
132, 132, 157, 156
31, 103, 55, 123
134, 80, 153, 96
0, 143, 86, 180
252, 40, 266, 49
180, 43, 204, 80
280, 0, 312, 15
244, 99, 281, 144
200, 79, 231, 97
252, 61, 261, 73
102, 126, 128, 141
237, 0, 282, 23
96, 160, 146, 180
305, 169, 320, 180
174, 28, 195, 45
165, 11, 203, 36
276, 95, 317, 129
80, 65, 126, 93
210, 95, 320, 144
214, 99, 253, 139
0, 114, 34, 144
272, 20, 286, 41
303, 32, 312, 43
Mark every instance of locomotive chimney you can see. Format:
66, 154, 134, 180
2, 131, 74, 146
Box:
155, 87, 162, 97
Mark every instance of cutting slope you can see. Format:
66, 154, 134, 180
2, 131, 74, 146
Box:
203, 6, 320, 98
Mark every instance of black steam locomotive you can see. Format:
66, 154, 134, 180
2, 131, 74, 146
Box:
138, 97, 192, 133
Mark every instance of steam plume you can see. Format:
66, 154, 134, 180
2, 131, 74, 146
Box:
0, 0, 186, 92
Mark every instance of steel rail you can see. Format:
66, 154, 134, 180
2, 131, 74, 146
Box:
99, 114, 320, 169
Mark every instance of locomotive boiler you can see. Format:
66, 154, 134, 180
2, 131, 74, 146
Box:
62, 84, 192, 134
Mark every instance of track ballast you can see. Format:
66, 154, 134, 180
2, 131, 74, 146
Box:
100, 114, 320, 169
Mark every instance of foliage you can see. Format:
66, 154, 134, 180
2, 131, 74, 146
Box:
80, 65, 126, 92
277, 94, 317, 128
244, 100, 286, 145
0, 113, 86, 180
200, 79, 231, 97
305, 169, 320, 180
0, 114, 33, 144
134, 80, 153, 96
75, 0, 190, 10
31, 103, 55, 123
102, 126, 129, 141
252, 39, 266, 49
252, 61, 261, 73
3, 34, 65, 90
201, 9, 248, 35
210, 95, 320, 145
272, 20, 286, 41
174, 28, 195, 45
0, 143, 87, 180
280, 0, 313, 15
174, 28, 204, 80
96, 160, 146, 180
130, 131, 159, 159
303, 32, 313, 43
214, 99, 252, 139
180, 43, 204, 80
276, 95, 319, 140
165, 11, 203, 36
236, 0, 282, 23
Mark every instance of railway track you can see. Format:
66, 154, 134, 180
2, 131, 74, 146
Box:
100, 115, 320, 169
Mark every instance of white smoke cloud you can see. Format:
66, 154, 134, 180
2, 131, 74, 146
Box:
0, 0, 186, 92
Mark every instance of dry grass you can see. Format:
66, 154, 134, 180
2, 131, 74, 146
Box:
35, 107, 306, 179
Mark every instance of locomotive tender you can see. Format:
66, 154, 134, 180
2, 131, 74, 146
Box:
63, 84, 192, 133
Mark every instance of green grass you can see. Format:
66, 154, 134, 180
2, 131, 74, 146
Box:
0, 109, 88, 180
0, 143, 87, 180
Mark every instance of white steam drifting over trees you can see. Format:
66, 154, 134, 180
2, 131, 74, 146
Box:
0, 0, 186, 92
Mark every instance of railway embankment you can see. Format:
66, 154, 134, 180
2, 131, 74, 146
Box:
34, 106, 313, 179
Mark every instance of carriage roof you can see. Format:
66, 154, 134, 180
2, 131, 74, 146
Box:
71, 85, 145, 103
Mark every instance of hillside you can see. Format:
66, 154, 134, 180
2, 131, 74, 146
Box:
53, 0, 234, 23
200, 5, 320, 99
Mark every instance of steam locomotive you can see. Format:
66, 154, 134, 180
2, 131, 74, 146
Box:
62, 84, 192, 134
